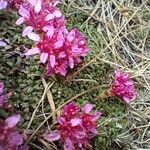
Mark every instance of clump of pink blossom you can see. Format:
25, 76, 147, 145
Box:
110, 70, 136, 103
15, 0, 89, 76
16, 0, 64, 40
0, 82, 28, 149
45, 102, 101, 150
0, 114, 28, 150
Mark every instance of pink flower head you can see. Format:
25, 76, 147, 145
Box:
16, 0, 64, 32
20, 1, 89, 76
0, 0, 7, 10
45, 102, 101, 150
0, 114, 28, 149
46, 28, 89, 76
111, 70, 136, 103
64, 28, 89, 69
62, 102, 80, 120
26, 28, 68, 76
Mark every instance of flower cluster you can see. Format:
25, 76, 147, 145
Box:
110, 70, 136, 103
0, 115, 28, 150
0, 81, 28, 150
45, 102, 101, 150
15, 0, 89, 76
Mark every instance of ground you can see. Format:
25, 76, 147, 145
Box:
0, 0, 150, 149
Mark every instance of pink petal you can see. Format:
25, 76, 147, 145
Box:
70, 118, 82, 127
16, 17, 25, 25
0, 0, 7, 10
25, 47, 40, 56
50, 55, 55, 68
47, 26, 54, 38
27, 32, 40, 41
57, 117, 66, 125
54, 40, 64, 49
53, 10, 62, 18
22, 26, 33, 37
59, 67, 67, 76
123, 97, 130, 103
45, 131, 60, 142
43, 26, 54, 38
80, 41, 85, 45
5, 114, 21, 128
82, 103, 93, 113
125, 81, 133, 86
72, 46, 82, 53
34, 0, 42, 13
92, 112, 101, 121
45, 14, 55, 21
0, 82, 4, 95
123, 94, 136, 103
8, 132, 23, 146
27, 0, 37, 6
67, 30, 75, 42
19, 6, 30, 18
59, 51, 66, 58
53, 0, 59, 7
64, 138, 74, 150
90, 128, 98, 135
0, 40, 6, 47
74, 131, 86, 139
40, 52, 48, 63
68, 57, 74, 69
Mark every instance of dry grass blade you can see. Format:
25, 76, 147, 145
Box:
25, 82, 53, 131
41, 77, 56, 122
80, 0, 101, 28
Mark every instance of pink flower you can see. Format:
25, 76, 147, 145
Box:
64, 28, 89, 69
45, 102, 101, 150
63, 102, 80, 119
0, 0, 7, 10
46, 28, 89, 76
25, 28, 68, 76
16, 1, 64, 32
111, 70, 136, 103
18, 0, 89, 76
0, 114, 28, 149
